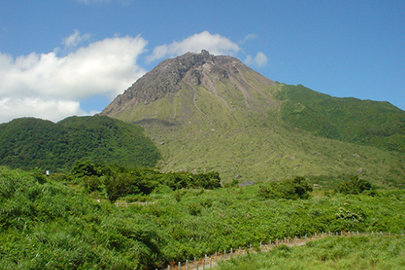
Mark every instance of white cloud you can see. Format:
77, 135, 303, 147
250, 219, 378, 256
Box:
146, 31, 240, 63
62, 30, 91, 48
254, 52, 268, 66
245, 51, 268, 67
0, 32, 148, 123
0, 97, 85, 123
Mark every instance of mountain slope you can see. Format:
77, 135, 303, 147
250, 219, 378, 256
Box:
0, 116, 160, 171
277, 84, 405, 152
101, 50, 405, 187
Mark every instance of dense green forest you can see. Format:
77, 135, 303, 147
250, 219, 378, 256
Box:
1, 165, 404, 269
277, 84, 405, 152
0, 116, 160, 171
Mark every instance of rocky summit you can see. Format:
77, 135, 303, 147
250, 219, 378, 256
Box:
101, 50, 405, 187
102, 50, 277, 122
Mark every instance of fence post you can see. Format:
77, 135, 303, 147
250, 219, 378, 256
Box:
167, 265, 170, 270
215, 252, 217, 262
186, 259, 188, 270
194, 257, 196, 269
224, 250, 226, 259
230, 248, 233, 258
178, 261, 181, 270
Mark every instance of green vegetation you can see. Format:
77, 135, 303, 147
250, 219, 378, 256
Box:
105, 80, 405, 188
0, 116, 160, 171
215, 234, 405, 270
1, 166, 404, 269
68, 160, 221, 202
257, 176, 313, 199
278, 84, 405, 152
334, 175, 376, 195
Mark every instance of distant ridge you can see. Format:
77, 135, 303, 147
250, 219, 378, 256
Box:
102, 50, 405, 187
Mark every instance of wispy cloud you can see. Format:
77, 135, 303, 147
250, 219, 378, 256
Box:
239, 33, 257, 44
62, 30, 91, 48
146, 31, 240, 63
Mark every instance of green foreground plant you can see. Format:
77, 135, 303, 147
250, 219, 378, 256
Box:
1, 166, 405, 269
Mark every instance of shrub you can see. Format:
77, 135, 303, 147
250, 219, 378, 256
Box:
335, 176, 375, 195
257, 176, 312, 199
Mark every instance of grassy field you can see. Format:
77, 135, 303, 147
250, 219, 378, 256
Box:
214, 234, 405, 270
1, 166, 405, 269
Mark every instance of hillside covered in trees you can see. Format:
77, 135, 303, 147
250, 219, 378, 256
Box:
0, 116, 160, 171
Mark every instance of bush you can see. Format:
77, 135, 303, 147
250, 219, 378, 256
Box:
258, 176, 313, 199
335, 176, 375, 195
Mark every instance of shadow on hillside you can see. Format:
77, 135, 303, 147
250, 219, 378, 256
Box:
134, 118, 177, 127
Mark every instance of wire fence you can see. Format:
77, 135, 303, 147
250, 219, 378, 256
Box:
114, 201, 156, 207
158, 231, 404, 270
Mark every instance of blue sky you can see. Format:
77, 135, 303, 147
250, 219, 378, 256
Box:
0, 0, 404, 123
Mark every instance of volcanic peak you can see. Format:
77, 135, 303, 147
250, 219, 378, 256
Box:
101, 50, 249, 115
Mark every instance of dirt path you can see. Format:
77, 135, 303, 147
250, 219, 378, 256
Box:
164, 233, 336, 270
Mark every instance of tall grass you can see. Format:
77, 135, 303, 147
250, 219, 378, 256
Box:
215, 234, 405, 270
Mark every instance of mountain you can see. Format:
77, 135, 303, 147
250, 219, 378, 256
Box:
0, 116, 160, 171
101, 50, 405, 187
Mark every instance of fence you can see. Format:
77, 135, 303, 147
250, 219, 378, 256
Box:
158, 231, 404, 270
114, 201, 156, 207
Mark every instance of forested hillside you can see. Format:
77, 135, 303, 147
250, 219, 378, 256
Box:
277, 84, 405, 152
0, 116, 160, 171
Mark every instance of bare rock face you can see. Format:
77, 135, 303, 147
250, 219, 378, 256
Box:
101, 50, 273, 117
